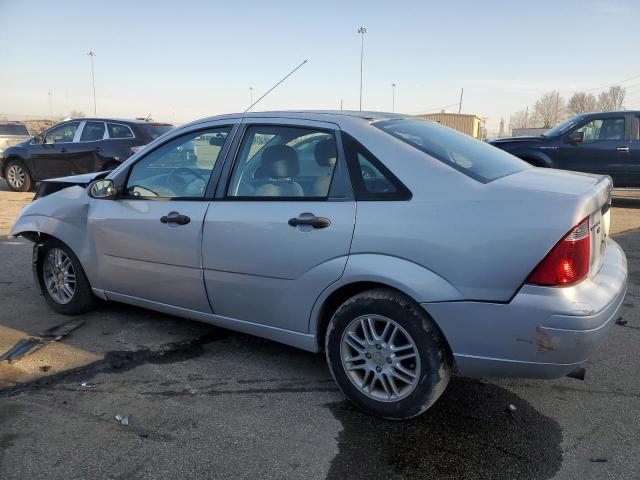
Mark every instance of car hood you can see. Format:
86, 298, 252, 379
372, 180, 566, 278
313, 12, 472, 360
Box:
33, 171, 110, 200
490, 136, 546, 145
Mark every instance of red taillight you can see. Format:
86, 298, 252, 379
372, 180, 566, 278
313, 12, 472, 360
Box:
527, 217, 590, 286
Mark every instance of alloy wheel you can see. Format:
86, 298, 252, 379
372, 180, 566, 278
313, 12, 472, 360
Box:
43, 248, 76, 304
7, 164, 25, 189
340, 314, 421, 402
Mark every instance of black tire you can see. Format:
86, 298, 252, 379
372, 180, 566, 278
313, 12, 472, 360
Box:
37, 238, 97, 315
4, 159, 32, 192
325, 288, 452, 420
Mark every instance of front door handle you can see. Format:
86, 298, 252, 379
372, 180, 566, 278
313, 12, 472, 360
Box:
160, 211, 191, 225
60, 147, 68, 153
617, 146, 630, 152
288, 215, 331, 229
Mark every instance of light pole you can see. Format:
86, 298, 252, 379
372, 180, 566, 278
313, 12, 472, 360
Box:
249, 87, 253, 111
48, 91, 53, 126
87, 51, 97, 116
358, 26, 367, 111
392, 83, 396, 112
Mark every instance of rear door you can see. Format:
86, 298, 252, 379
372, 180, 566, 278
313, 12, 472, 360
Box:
557, 115, 629, 185
202, 118, 355, 333
68, 121, 108, 174
625, 115, 640, 187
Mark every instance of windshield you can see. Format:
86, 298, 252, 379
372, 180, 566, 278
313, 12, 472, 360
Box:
141, 124, 173, 140
374, 119, 529, 183
0, 124, 29, 136
542, 116, 584, 137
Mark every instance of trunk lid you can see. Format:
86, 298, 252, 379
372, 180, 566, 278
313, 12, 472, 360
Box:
492, 167, 612, 282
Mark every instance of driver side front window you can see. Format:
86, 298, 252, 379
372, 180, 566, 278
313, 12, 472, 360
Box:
126, 126, 231, 198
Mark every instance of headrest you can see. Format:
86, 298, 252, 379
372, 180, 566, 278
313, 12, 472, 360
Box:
261, 145, 299, 178
314, 138, 337, 167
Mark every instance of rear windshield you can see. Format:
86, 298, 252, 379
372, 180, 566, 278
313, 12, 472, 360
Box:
140, 124, 173, 140
373, 119, 529, 183
0, 124, 29, 136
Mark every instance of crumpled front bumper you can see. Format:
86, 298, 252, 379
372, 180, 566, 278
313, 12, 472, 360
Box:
423, 238, 627, 379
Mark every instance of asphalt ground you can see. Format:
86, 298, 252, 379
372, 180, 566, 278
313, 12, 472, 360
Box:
0, 180, 639, 480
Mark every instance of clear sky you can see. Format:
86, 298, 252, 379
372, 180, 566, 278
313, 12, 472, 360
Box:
1, 0, 639, 131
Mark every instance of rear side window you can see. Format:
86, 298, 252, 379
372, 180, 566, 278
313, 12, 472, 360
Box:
0, 124, 29, 135
107, 123, 134, 139
140, 124, 173, 140
342, 132, 410, 201
80, 121, 105, 141
374, 119, 528, 183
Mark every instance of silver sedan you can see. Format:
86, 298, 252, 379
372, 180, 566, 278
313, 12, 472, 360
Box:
11, 111, 627, 419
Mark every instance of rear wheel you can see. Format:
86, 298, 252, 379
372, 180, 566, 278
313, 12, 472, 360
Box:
37, 239, 97, 315
5, 159, 32, 192
325, 288, 452, 420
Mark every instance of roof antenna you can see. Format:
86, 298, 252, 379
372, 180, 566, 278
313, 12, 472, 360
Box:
244, 59, 308, 113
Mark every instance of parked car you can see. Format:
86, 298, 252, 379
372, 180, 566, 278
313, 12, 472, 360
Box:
0, 121, 31, 156
11, 111, 627, 419
0, 118, 173, 191
489, 111, 640, 187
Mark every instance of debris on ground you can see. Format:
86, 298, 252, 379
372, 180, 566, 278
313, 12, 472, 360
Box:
115, 414, 129, 426
504, 404, 517, 419
566, 368, 586, 381
590, 457, 608, 463
81, 382, 96, 389
0, 319, 85, 363
39, 365, 51, 372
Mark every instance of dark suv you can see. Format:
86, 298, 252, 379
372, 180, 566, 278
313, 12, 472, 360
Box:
489, 111, 640, 187
0, 118, 173, 191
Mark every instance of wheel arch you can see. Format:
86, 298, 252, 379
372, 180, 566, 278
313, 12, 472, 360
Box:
311, 254, 463, 352
515, 150, 554, 168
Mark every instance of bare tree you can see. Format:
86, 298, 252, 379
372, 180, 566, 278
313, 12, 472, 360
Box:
533, 91, 565, 128
69, 110, 86, 119
597, 86, 625, 111
567, 92, 598, 116
510, 109, 530, 129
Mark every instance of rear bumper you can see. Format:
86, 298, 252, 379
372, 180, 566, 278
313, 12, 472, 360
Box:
423, 238, 627, 379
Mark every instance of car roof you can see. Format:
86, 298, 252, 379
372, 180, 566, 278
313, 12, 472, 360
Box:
184, 110, 410, 128
63, 118, 173, 125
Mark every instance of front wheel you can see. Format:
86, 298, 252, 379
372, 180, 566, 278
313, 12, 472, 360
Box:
325, 288, 452, 420
37, 239, 97, 315
5, 159, 32, 192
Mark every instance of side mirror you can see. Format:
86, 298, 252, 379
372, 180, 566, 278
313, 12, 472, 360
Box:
567, 131, 584, 144
33, 134, 44, 144
88, 179, 118, 200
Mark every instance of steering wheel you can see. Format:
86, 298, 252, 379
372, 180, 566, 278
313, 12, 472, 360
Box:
361, 164, 376, 179
166, 167, 207, 195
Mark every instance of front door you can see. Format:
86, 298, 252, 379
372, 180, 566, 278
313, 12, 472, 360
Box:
202, 121, 356, 333
557, 116, 629, 185
89, 124, 235, 312
30, 121, 81, 180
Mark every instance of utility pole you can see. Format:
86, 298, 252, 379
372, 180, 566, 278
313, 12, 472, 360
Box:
87, 51, 97, 116
340, 99, 343, 110
392, 83, 396, 112
458, 87, 464, 114
525, 106, 529, 128
358, 27, 367, 111
48, 91, 53, 126
249, 87, 253, 111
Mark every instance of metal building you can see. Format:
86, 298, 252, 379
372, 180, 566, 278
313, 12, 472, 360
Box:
414, 113, 484, 139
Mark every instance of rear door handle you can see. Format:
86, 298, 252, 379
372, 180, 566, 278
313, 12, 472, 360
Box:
288, 215, 331, 229
617, 146, 630, 152
160, 211, 191, 225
